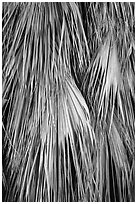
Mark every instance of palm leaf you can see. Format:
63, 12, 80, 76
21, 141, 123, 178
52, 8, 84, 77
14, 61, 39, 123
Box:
2, 2, 94, 202
81, 2, 134, 201
2, 2, 135, 202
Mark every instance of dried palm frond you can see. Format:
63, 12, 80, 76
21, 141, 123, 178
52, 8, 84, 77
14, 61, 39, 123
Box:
2, 2, 135, 202
81, 2, 134, 201
2, 2, 94, 202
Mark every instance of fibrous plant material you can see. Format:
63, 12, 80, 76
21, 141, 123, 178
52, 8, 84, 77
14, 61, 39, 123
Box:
2, 2, 135, 202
